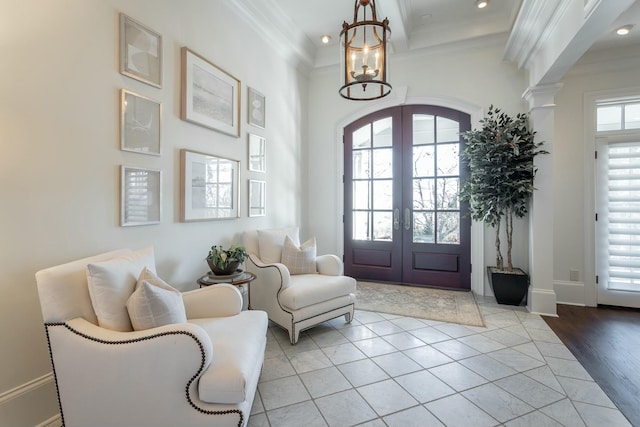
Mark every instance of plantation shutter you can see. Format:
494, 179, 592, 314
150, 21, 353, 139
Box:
602, 141, 640, 292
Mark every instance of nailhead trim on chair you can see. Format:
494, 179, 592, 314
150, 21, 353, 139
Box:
44, 322, 244, 427
248, 254, 356, 344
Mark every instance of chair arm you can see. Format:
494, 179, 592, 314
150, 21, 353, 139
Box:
46, 318, 216, 424
182, 283, 242, 319
246, 253, 291, 287
61, 317, 213, 365
316, 254, 344, 276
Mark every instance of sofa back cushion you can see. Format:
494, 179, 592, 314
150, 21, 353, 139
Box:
36, 249, 132, 324
256, 227, 300, 264
86, 246, 156, 331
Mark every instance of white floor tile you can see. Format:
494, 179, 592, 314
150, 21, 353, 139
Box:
315, 389, 378, 427
358, 379, 419, 416
573, 401, 633, 427
338, 358, 389, 387
395, 370, 456, 403
383, 405, 445, 427
557, 376, 617, 408
426, 394, 499, 427
458, 354, 518, 381
428, 362, 489, 391
267, 401, 328, 427
258, 375, 311, 410
462, 383, 534, 423
495, 374, 565, 408
404, 345, 454, 369
540, 399, 587, 427
431, 339, 481, 360
255, 305, 630, 427
299, 366, 352, 398
371, 351, 423, 377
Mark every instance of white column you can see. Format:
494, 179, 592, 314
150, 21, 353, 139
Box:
523, 83, 562, 316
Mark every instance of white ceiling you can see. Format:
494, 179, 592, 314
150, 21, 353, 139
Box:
250, 0, 640, 70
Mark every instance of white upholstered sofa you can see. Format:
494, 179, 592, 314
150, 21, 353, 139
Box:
243, 227, 356, 344
35, 247, 267, 427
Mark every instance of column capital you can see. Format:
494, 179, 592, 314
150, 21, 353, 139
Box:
522, 83, 564, 111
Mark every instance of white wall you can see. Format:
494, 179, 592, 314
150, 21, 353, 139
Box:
305, 37, 530, 288
0, 0, 307, 425
553, 47, 640, 305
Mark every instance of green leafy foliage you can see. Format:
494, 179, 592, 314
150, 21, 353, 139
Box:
459, 105, 547, 271
206, 243, 247, 270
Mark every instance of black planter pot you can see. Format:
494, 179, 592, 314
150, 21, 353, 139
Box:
487, 266, 529, 306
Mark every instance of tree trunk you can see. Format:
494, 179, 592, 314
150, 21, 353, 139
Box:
495, 219, 504, 270
506, 208, 514, 272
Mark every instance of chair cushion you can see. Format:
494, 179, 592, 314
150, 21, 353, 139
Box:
190, 310, 268, 404
86, 246, 156, 331
281, 236, 317, 275
126, 268, 187, 331
257, 227, 300, 264
279, 274, 357, 310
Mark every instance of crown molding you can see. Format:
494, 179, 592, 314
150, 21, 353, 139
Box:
225, 0, 316, 73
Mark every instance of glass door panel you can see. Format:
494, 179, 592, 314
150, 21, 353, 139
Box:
344, 105, 470, 289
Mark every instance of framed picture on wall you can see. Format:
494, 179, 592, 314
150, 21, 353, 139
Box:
180, 149, 240, 221
248, 87, 265, 128
120, 89, 161, 155
249, 180, 266, 217
119, 14, 162, 88
248, 133, 266, 173
181, 47, 241, 137
120, 166, 161, 226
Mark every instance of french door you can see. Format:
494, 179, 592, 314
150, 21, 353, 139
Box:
596, 135, 640, 308
344, 105, 471, 290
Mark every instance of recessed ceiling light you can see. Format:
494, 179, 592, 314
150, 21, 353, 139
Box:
476, 0, 489, 9
616, 25, 633, 36
321, 34, 331, 44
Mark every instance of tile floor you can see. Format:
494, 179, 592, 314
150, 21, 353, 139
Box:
248, 296, 633, 427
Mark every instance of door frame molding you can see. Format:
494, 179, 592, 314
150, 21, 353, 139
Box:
335, 87, 486, 295
583, 87, 640, 306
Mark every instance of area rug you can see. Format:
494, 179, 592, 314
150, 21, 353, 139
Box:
356, 281, 485, 327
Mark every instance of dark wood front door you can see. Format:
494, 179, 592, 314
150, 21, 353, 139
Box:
343, 105, 471, 290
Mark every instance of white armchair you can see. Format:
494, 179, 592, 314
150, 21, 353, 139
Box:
35, 248, 268, 427
243, 228, 356, 344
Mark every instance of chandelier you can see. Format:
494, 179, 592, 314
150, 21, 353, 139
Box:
339, 0, 391, 101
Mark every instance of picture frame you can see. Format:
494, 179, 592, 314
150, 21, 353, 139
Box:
248, 133, 266, 173
120, 166, 161, 226
248, 87, 265, 128
120, 89, 161, 155
181, 47, 241, 137
119, 13, 162, 88
180, 149, 240, 221
249, 180, 266, 217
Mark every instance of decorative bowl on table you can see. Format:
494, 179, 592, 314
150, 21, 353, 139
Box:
205, 244, 247, 278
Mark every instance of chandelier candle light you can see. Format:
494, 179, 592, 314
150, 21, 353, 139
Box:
339, 0, 391, 101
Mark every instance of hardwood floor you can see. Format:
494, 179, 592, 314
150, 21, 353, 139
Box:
544, 304, 640, 427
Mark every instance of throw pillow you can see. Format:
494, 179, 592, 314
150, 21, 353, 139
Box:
86, 246, 156, 331
126, 268, 186, 331
258, 227, 300, 264
281, 236, 317, 275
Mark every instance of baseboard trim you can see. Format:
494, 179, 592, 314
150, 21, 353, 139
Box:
0, 373, 53, 405
36, 414, 61, 427
554, 280, 586, 306
528, 287, 558, 317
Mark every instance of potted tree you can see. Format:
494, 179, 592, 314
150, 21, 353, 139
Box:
459, 105, 547, 305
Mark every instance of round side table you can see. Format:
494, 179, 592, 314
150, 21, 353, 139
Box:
197, 271, 257, 310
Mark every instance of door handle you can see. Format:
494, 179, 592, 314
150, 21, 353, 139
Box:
393, 208, 400, 230
404, 208, 411, 230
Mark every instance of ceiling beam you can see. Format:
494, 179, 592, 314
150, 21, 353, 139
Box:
377, 0, 409, 53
